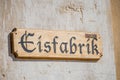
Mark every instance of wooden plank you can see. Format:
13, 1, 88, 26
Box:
11, 28, 102, 60
0, 0, 116, 80
111, 0, 120, 79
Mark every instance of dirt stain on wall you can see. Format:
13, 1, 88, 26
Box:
59, 1, 84, 23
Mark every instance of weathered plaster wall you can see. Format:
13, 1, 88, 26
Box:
0, 0, 116, 80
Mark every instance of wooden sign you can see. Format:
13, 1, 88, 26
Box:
10, 28, 102, 60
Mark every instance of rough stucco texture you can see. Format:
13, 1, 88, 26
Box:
0, 0, 116, 80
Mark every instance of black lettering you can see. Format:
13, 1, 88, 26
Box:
37, 36, 42, 52
18, 31, 36, 53
92, 38, 99, 54
78, 43, 85, 54
44, 42, 51, 53
52, 36, 58, 53
86, 44, 91, 54
60, 42, 68, 53
70, 37, 77, 54
86, 38, 91, 54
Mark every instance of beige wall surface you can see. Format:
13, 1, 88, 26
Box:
0, 0, 116, 80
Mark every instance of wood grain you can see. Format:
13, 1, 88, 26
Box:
11, 28, 102, 60
111, 0, 120, 79
0, 0, 116, 80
